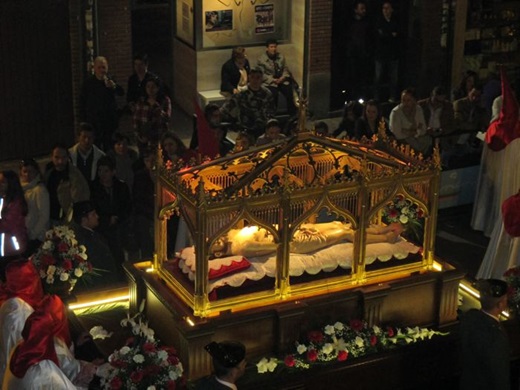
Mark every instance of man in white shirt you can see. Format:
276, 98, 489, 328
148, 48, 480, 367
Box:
68, 123, 105, 183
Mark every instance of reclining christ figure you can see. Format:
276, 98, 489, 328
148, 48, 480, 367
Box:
210, 221, 404, 258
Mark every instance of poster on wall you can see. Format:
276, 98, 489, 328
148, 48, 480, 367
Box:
205, 10, 233, 32
255, 4, 274, 34
200, 0, 289, 49
177, 0, 195, 46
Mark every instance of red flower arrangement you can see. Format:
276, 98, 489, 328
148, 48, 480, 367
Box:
96, 312, 184, 390
30, 225, 94, 294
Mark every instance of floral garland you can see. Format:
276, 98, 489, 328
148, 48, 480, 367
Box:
256, 319, 447, 373
30, 225, 94, 294
382, 195, 424, 241
96, 311, 184, 390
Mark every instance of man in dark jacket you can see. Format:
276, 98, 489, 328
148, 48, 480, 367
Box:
459, 278, 511, 390
79, 56, 124, 151
374, 1, 400, 102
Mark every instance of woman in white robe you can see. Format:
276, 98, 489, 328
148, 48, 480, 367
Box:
0, 260, 44, 384
3, 308, 77, 389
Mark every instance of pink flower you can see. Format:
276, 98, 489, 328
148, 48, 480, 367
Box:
337, 350, 348, 361
284, 355, 295, 367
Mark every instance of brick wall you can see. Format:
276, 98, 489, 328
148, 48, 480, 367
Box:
69, 0, 82, 131
309, 0, 333, 74
97, 0, 133, 88
307, 0, 333, 117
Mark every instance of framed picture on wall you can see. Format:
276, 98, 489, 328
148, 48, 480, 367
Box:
176, 0, 195, 46
205, 10, 233, 32
200, 0, 289, 49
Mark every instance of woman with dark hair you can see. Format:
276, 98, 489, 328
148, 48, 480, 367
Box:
354, 100, 389, 140
161, 131, 196, 165
19, 159, 49, 256
0, 171, 28, 261
332, 100, 363, 138
452, 70, 478, 102
133, 77, 172, 153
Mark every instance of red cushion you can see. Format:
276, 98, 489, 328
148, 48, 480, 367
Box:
208, 257, 251, 280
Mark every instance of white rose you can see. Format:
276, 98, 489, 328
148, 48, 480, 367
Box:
296, 344, 307, 354
256, 358, 269, 374
74, 268, 83, 278
42, 240, 53, 250
60, 272, 69, 281
168, 369, 179, 380
119, 346, 131, 355
334, 322, 344, 331
266, 358, 277, 372
46, 276, 54, 284
355, 336, 365, 348
157, 350, 168, 361
401, 207, 409, 215
147, 387, 156, 390
133, 354, 145, 364
322, 343, 334, 355
399, 214, 409, 224
324, 324, 335, 336
47, 265, 56, 275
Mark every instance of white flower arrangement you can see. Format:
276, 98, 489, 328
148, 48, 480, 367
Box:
96, 310, 184, 389
30, 225, 94, 293
257, 319, 447, 373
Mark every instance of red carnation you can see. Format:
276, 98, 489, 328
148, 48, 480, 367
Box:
417, 209, 424, 218
58, 242, 69, 253
389, 209, 399, 218
349, 319, 364, 331
130, 370, 144, 383
168, 355, 180, 365
62, 259, 73, 271
41, 254, 56, 266
307, 349, 318, 362
387, 327, 395, 337
144, 364, 161, 376
143, 342, 156, 353
307, 330, 324, 343
337, 350, 348, 361
284, 355, 295, 367
370, 335, 378, 346
167, 380, 177, 390
75, 254, 85, 263
110, 376, 123, 389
